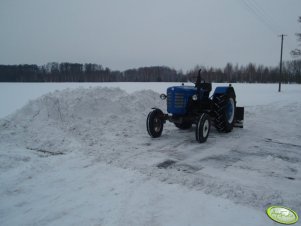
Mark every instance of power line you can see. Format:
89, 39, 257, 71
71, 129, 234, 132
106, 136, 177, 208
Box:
239, 0, 280, 35
248, 0, 283, 33
241, 0, 278, 34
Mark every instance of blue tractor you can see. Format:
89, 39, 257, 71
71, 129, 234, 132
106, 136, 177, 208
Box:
146, 70, 244, 143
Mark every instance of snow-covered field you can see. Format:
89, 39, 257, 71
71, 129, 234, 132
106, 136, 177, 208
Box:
0, 82, 300, 226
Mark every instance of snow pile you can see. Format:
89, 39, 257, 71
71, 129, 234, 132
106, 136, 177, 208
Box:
0, 87, 164, 155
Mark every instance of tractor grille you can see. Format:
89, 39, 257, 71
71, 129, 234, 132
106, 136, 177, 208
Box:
167, 92, 185, 108
174, 93, 185, 108
167, 92, 172, 109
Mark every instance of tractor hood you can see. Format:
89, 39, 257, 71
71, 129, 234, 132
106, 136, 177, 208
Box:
166, 86, 197, 115
167, 86, 196, 93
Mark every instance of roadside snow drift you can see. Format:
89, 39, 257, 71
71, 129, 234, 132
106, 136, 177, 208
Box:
0, 87, 164, 154
1, 85, 301, 226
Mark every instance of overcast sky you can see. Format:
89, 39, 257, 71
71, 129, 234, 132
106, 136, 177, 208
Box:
0, 0, 300, 71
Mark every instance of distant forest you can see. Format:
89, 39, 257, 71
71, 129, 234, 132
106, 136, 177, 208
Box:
0, 60, 300, 83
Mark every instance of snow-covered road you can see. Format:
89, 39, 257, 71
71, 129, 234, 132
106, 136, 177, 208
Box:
0, 83, 300, 226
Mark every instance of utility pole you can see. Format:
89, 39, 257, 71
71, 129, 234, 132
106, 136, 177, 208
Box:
278, 34, 287, 92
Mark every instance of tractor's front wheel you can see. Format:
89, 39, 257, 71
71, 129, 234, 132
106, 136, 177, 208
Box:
195, 113, 211, 143
146, 109, 164, 138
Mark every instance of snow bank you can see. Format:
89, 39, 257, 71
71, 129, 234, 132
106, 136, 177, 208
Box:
0, 87, 165, 155
0, 82, 179, 118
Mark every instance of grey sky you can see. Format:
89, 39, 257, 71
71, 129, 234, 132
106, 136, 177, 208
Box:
0, 0, 300, 71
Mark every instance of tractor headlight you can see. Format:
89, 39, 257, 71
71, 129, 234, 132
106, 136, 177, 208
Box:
160, 94, 167, 100
192, 94, 198, 101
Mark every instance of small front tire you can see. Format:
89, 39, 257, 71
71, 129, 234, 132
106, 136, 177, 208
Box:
146, 109, 164, 138
195, 113, 211, 143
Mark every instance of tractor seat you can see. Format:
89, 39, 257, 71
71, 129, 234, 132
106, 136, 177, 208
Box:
199, 82, 212, 93
197, 82, 212, 98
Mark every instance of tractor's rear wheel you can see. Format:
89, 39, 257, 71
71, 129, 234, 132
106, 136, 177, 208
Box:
174, 121, 192, 130
195, 113, 211, 143
146, 109, 164, 138
213, 91, 236, 132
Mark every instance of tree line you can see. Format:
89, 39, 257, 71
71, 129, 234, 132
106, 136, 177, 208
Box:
0, 63, 184, 83
0, 60, 300, 83
187, 60, 301, 83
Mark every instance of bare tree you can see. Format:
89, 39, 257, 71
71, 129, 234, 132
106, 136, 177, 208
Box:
291, 16, 301, 57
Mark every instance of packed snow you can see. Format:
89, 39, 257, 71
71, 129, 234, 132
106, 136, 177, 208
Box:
0, 83, 300, 226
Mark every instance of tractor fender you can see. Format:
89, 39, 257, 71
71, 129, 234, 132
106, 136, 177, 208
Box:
213, 86, 236, 98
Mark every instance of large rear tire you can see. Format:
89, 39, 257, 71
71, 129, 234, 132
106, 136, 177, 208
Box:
146, 109, 164, 138
195, 113, 211, 143
213, 90, 236, 132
